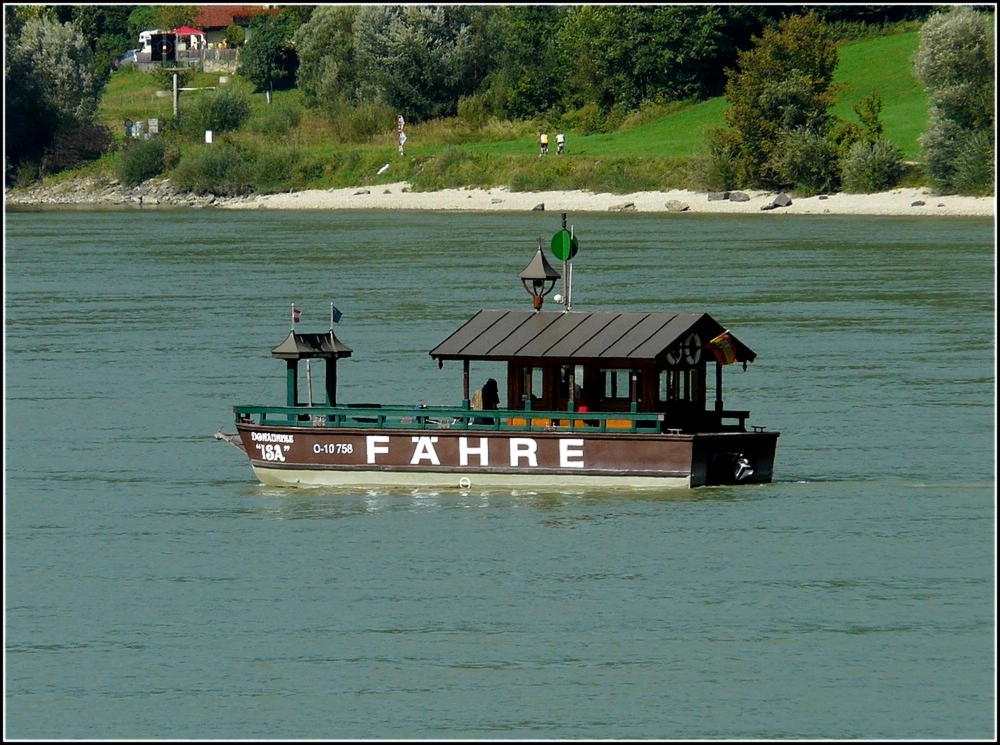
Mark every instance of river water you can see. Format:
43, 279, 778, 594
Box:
4, 207, 995, 739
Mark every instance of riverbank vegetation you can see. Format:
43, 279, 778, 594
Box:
5, 5, 994, 198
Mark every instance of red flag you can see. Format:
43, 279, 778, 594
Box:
292, 306, 302, 324
706, 331, 737, 365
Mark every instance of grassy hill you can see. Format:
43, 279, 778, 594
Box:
830, 31, 926, 159
94, 30, 930, 193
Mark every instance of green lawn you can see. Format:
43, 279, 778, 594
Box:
456, 32, 928, 161
831, 31, 927, 158
95, 29, 935, 192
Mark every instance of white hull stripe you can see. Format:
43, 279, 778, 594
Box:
252, 465, 691, 490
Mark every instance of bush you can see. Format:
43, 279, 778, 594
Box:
250, 103, 302, 137
345, 99, 396, 143
153, 67, 192, 92
560, 103, 610, 136
913, 6, 995, 195
13, 160, 43, 187
42, 125, 114, 174
921, 112, 995, 196
162, 143, 182, 171
243, 148, 326, 193
771, 128, 840, 195
457, 95, 488, 132
414, 146, 478, 189
183, 87, 252, 136
319, 98, 395, 144
699, 127, 741, 190
224, 24, 245, 48
948, 129, 994, 196
840, 139, 904, 193
170, 141, 253, 196
116, 137, 167, 186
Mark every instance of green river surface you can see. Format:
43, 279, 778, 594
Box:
4, 208, 995, 739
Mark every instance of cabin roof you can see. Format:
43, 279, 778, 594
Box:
272, 330, 353, 360
429, 310, 756, 365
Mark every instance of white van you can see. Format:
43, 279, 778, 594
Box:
138, 29, 161, 54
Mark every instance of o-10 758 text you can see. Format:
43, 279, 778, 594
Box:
313, 443, 354, 455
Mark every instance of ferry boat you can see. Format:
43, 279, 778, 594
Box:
217, 215, 779, 489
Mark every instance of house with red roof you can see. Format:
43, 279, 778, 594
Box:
194, 5, 279, 47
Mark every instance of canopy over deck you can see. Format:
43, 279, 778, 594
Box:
429, 310, 756, 366
272, 330, 353, 360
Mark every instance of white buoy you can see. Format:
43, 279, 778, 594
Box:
377, 163, 390, 175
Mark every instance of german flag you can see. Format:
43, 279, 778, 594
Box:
706, 331, 738, 365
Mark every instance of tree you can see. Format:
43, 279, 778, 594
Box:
354, 5, 492, 122
293, 5, 360, 109
479, 6, 567, 120
155, 5, 198, 33
126, 6, 158, 41
912, 6, 995, 195
714, 11, 840, 188
564, 6, 729, 112
5, 13, 99, 180
224, 25, 245, 49
238, 11, 300, 103
5, 7, 48, 180
70, 5, 135, 87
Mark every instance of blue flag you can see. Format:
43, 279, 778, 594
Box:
331, 305, 343, 324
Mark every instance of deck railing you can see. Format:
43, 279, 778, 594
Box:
233, 404, 666, 434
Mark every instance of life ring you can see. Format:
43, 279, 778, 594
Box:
683, 333, 702, 366
665, 348, 681, 366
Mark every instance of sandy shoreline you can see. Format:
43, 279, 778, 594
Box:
220, 182, 995, 217
5, 179, 994, 217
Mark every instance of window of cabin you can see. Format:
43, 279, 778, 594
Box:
559, 364, 584, 398
660, 368, 703, 405
602, 368, 631, 401
522, 365, 544, 408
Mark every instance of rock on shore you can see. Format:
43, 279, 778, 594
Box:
3, 176, 256, 209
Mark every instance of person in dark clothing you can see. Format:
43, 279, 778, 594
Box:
482, 378, 500, 410
474, 378, 501, 424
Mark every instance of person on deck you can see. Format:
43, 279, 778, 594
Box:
482, 378, 500, 410
473, 378, 500, 424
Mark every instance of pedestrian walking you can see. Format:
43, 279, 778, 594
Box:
396, 114, 406, 155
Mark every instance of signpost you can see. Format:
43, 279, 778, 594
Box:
550, 214, 580, 310
150, 33, 176, 62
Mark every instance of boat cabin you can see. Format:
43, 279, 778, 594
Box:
429, 308, 757, 434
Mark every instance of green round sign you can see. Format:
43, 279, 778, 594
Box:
550, 229, 579, 261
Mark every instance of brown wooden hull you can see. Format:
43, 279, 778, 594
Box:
234, 423, 778, 489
